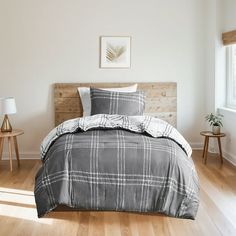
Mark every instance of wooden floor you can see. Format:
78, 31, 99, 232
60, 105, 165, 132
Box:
0, 150, 236, 236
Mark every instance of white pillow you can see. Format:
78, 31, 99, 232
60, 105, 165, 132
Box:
78, 84, 138, 116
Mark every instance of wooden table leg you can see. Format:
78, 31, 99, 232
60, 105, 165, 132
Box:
202, 137, 207, 159
8, 137, 13, 172
204, 137, 209, 164
0, 137, 4, 160
217, 137, 223, 164
13, 136, 20, 167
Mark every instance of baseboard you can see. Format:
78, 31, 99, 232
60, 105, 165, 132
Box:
190, 142, 236, 167
189, 142, 203, 150
2, 145, 235, 167
191, 141, 220, 153
222, 150, 236, 166
0, 140, 203, 160
1, 152, 40, 160
2, 143, 205, 160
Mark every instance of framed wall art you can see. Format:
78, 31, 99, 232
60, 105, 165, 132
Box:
100, 36, 131, 68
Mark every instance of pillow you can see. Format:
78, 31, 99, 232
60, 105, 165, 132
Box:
78, 84, 138, 116
90, 88, 145, 116
77, 87, 91, 116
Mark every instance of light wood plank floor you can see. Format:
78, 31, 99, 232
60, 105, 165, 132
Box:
0, 150, 236, 236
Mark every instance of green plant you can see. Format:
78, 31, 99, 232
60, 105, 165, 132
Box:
205, 113, 223, 127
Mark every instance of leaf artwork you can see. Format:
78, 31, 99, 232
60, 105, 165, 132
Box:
106, 43, 126, 62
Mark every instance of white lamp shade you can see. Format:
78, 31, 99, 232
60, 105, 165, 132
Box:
0, 97, 17, 115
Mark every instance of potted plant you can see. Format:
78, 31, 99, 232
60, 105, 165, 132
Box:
205, 113, 223, 135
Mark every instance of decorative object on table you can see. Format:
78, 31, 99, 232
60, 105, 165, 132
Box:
205, 113, 223, 135
0, 97, 17, 132
200, 131, 226, 164
100, 36, 131, 68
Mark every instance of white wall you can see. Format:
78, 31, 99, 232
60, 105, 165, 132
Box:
0, 0, 207, 158
219, 0, 236, 165
219, 108, 236, 165
222, 0, 236, 32
205, 0, 226, 111
205, 0, 236, 165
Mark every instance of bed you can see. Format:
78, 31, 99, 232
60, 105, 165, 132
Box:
34, 83, 199, 219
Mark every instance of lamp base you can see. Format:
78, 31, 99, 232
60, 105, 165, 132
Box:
1, 115, 12, 132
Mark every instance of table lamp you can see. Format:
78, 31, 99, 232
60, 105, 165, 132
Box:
0, 97, 17, 132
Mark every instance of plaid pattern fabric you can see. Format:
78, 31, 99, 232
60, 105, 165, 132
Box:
35, 128, 199, 219
90, 88, 145, 116
41, 114, 192, 160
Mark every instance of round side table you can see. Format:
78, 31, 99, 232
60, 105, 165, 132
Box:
200, 131, 226, 164
0, 129, 24, 171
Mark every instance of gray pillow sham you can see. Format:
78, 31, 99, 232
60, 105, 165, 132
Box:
90, 88, 145, 116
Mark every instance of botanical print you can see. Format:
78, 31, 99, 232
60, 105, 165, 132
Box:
106, 43, 126, 63
100, 36, 131, 68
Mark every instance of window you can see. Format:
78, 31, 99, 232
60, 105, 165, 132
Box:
227, 44, 236, 109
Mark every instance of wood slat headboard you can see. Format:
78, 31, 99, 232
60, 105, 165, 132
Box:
54, 83, 177, 127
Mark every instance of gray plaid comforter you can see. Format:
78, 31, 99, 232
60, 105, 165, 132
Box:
35, 115, 199, 219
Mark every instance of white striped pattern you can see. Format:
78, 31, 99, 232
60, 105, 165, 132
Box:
41, 114, 192, 160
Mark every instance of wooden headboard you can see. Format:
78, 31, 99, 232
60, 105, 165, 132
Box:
54, 83, 177, 127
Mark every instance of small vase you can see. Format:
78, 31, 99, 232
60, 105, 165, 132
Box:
212, 125, 220, 135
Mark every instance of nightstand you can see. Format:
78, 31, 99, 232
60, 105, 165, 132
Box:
0, 129, 24, 171
200, 131, 226, 164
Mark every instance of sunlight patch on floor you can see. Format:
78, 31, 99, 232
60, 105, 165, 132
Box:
0, 187, 35, 205
0, 187, 33, 195
0, 187, 53, 225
